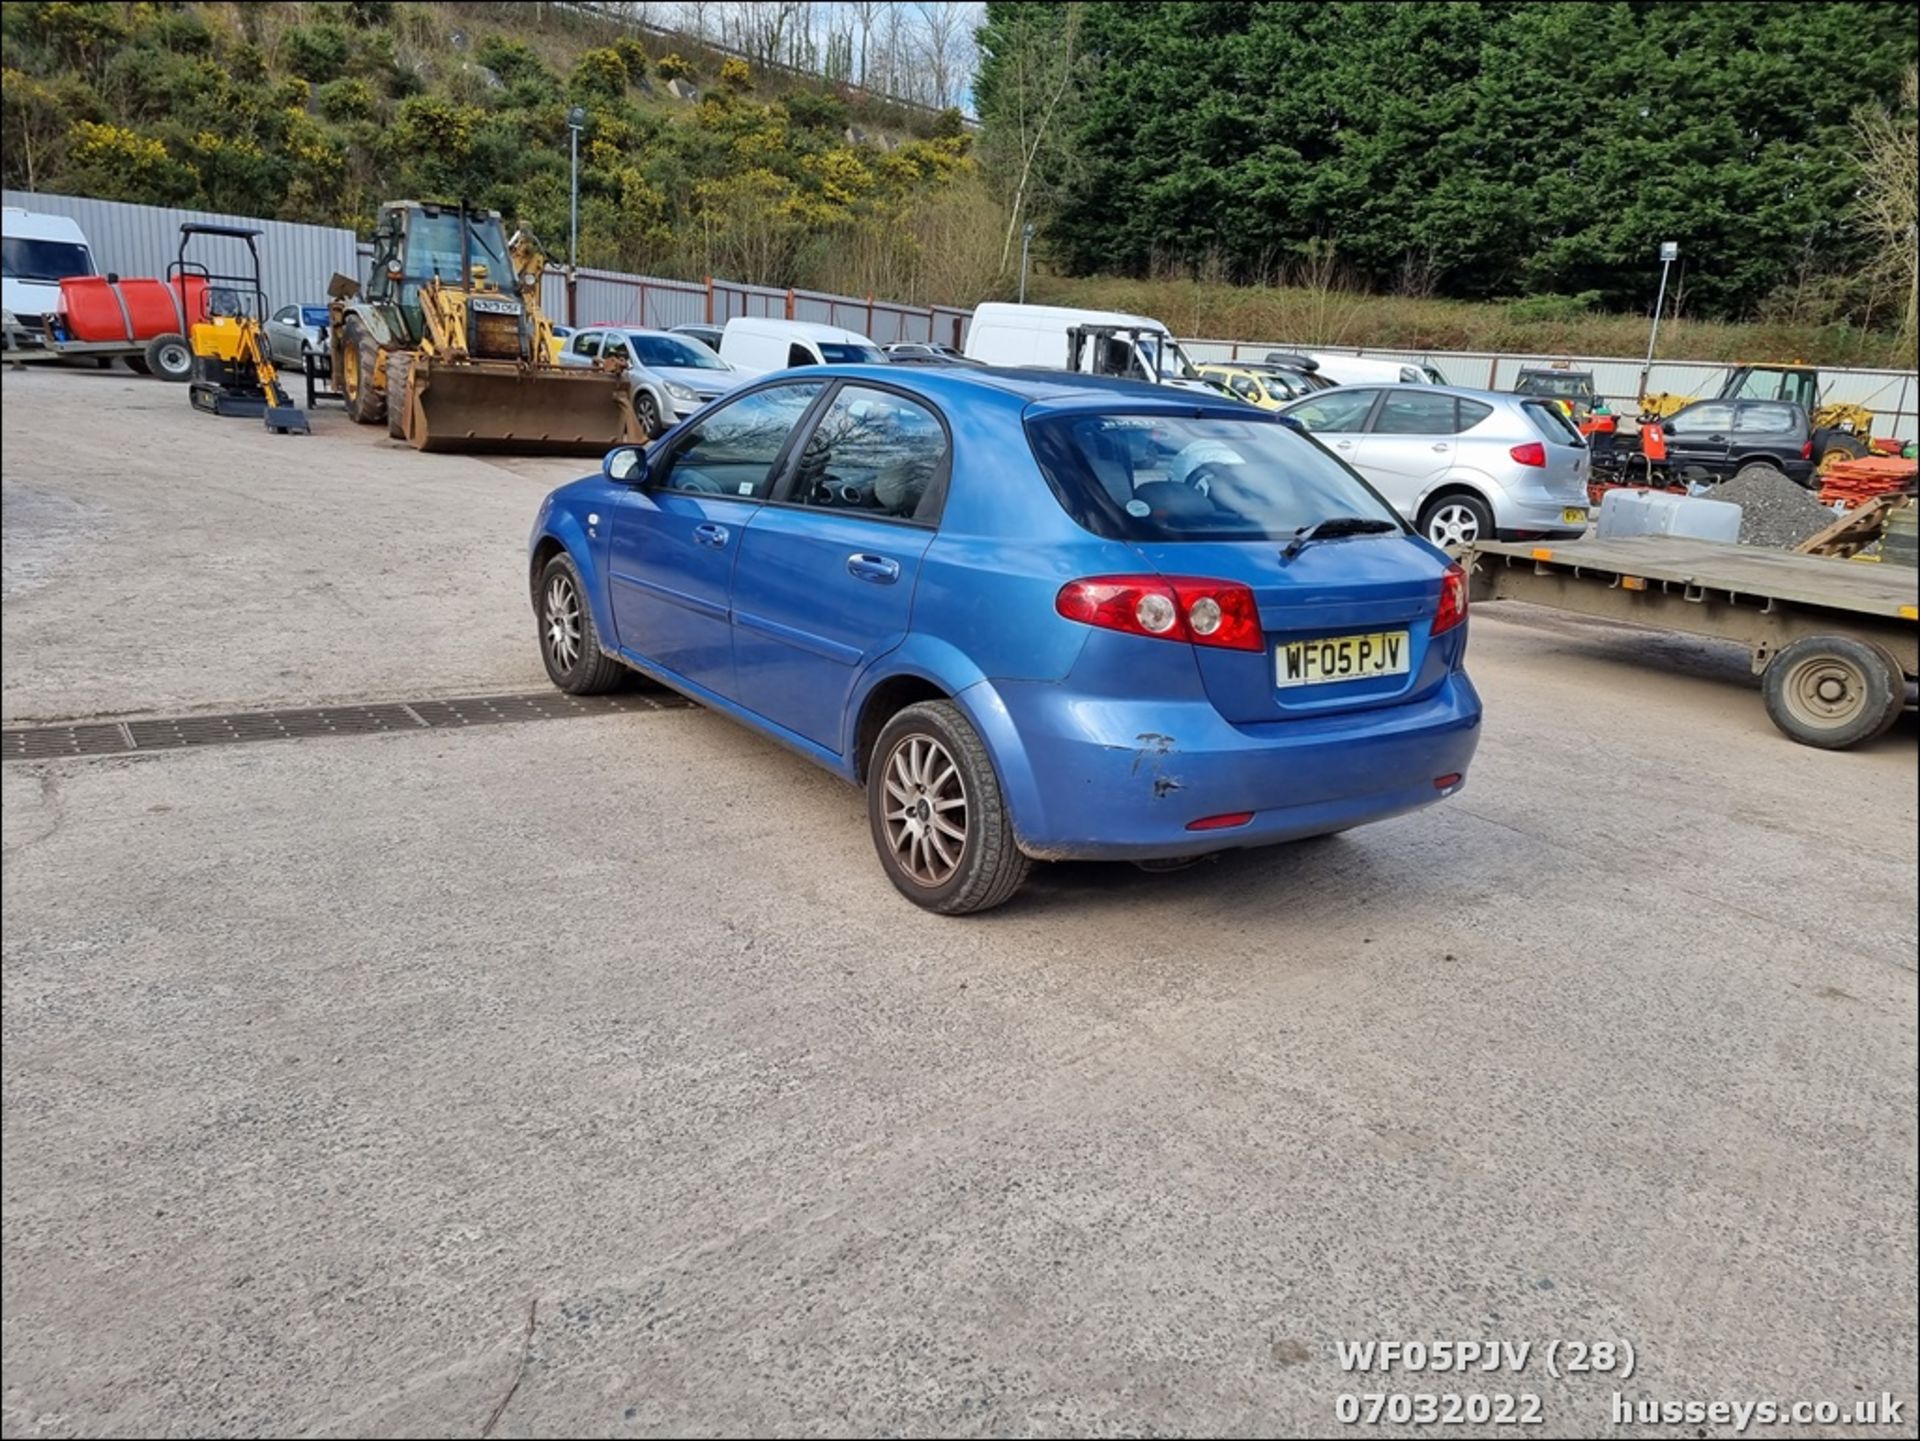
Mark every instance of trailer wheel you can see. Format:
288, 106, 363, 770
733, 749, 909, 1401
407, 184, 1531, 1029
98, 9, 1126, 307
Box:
145, 333, 193, 383
1761, 635, 1904, 749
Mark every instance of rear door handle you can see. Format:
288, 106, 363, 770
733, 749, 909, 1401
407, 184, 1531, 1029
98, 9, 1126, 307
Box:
1335, 440, 1354, 450
847, 553, 900, 584
1431, 443, 1450, 452
693, 522, 729, 548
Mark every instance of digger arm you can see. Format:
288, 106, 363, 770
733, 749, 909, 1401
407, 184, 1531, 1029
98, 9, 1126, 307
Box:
506, 227, 562, 367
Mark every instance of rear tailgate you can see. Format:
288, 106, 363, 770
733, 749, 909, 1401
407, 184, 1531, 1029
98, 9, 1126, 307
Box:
1129, 534, 1458, 724
1520, 399, 1591, 502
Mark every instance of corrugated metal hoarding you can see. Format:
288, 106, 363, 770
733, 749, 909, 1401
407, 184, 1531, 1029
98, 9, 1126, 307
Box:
11, 193, 1909, 435
4, 190, 359, 317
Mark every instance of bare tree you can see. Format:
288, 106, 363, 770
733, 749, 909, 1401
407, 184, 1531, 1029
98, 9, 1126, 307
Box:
1853, 66, 1919, 345
981, 3, 1089, 273
915, 1, 970, 111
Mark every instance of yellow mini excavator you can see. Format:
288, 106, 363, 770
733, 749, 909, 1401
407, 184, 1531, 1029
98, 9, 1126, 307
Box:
328, 199, 639, 454
173, 223, 309, 435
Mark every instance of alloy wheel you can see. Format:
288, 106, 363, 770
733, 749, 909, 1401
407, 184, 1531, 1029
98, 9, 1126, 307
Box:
1426, 502, 1482, 547
544, 574, 582, 673
882, 733, 968, 887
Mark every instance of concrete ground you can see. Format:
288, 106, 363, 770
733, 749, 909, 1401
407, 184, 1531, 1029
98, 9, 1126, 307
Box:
2, 365, 1915, 1438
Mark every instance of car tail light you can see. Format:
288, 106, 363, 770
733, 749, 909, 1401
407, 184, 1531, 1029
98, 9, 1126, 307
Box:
1055, 575, 1263, 651
1432, 563, 1468, 636
1509, 441, 1546, 467
1801, 437, 1813, 460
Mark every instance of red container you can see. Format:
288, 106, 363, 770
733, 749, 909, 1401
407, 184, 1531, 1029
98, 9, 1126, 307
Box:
57, 275, 204, 341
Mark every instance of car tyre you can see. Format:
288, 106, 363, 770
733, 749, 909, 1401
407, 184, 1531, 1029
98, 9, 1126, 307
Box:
1418, 492, 1495, 549
868, 700, 1031, 915
1761, 635, 1904, 749
635, 390, 663, 438
536, 555, 627, 695
145, 332, 193, 383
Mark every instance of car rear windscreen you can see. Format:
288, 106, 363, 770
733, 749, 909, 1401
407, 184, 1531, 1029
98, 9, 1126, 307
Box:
1521, 400, 1585, 446
1027, 413, 1405, 543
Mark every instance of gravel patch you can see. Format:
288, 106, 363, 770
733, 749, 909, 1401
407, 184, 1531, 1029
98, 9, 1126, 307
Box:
1712, 468, 1837, 548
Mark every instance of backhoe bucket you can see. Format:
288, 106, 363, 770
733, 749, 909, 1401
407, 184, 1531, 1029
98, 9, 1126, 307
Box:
405, 358, 642, 456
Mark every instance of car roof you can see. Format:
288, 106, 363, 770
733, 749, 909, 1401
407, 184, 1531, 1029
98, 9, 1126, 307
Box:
776, 363, 1279, 419
724, 316, 876, 343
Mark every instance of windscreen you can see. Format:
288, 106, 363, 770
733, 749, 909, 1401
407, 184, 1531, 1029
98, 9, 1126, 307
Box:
405, 211, 510, 285
1517, 374, 1592, 399
1138, 334, 1201, 380
631, 334, 727, 370
818, 342, 887, 364
2, 237, 94, 283
1028, 413, 1405, 543
299, 305, 330, 327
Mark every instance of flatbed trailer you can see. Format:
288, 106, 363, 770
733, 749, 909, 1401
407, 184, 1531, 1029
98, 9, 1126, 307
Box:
1466, 535, 1918, 749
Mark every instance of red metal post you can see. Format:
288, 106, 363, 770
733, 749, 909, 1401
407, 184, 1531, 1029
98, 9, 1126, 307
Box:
786, 288, 796, 321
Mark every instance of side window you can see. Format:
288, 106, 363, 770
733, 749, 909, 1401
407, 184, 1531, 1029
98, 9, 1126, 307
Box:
788, 385, 949, 523
1737, 403, 1798, 433
1287, 388, 1377, 433
601, 334, 631, 363
572, 332, 601, 358
1229, 375, 1260, 401
1372, 390, 1459, 435
1455, 398, 1494, 430
652, 382, 826, 499
272, 305, 297, 324
787, 342, 817, 367
1671, 403, 1734, 435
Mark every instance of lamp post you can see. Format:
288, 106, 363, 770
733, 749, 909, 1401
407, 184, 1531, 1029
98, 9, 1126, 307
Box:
1638, 240, 1679, 402
567, 105, 586, 326
1018, 221, 1035, 305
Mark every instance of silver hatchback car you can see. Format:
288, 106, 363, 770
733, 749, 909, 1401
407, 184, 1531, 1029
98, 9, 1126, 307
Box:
1279, 384, 1591, 545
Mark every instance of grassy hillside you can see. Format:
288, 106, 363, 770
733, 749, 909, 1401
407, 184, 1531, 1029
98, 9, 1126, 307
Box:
1030, 273, 1918, 370
0, 0, 996, 304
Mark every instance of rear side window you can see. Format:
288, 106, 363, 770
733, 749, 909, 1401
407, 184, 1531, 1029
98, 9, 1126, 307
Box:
1456, 398, 1494, 429
1737, 403, 1799, 433
1521, 400, 1584, 446
1373, 391, 1458, 435
572, 332, 601, 357
1285, 388, 1377, 432
1669, 402, 1734, 435
1027, 413, 1403, 543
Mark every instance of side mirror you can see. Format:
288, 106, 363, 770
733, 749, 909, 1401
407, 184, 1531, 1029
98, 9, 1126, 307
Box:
603, 445, 647, 485
106, 272, 120, 284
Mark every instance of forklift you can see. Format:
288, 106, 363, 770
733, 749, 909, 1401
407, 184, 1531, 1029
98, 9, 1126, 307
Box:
168, 223, 308, 435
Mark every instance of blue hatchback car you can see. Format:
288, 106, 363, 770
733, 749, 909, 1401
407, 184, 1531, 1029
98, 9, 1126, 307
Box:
529, 366, 1481, 913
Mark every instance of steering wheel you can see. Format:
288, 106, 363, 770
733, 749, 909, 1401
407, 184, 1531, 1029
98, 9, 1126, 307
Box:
1183, 462, 1231, 498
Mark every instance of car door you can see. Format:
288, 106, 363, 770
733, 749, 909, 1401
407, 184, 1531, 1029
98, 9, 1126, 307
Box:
264, 305, 299, 365
1732, 402, 1802, 471
1664, 401, 1735, 476
607, 379, 827, 696
1283, 387, 1381, 469
1349, 390, 1462, 515
729, 382, 948, 751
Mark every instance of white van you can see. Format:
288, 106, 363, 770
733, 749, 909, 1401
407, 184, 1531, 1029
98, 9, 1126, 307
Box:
2, 207, 97, 349
1305, 351, 1447, 386
718, 317, 887, 377
963, 302, 1213, 392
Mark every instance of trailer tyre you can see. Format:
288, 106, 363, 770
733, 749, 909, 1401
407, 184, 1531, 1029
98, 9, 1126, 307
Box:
145, 333, 193, 383
1762, 635, 1905, 749
124, 354, 151, 376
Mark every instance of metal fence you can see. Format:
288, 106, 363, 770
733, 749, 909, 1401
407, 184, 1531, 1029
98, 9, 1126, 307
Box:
4, 190, 360, 324
10, 192, 1915, 437
1182, 338, 1920, 443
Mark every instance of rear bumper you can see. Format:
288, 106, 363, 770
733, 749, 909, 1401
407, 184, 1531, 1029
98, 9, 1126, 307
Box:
961, 670, 1483, 861
1496, 491, 1591, 540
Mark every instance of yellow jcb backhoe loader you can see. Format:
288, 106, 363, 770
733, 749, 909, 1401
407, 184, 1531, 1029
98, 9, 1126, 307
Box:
328, 199, 639, 454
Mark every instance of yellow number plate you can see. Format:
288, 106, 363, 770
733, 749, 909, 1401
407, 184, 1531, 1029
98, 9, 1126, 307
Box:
1276, 630, 1410, 689
1562, 507, 1589, 525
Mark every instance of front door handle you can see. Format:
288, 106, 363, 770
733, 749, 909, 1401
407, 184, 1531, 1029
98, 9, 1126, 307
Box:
693, 522, 729, 548
1335, 440, 1353, 450
847, 553, 901, 584
1431, 443, 1450, 452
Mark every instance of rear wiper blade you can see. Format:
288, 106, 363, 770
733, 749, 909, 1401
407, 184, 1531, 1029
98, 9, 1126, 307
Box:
1281, 515, 1399, 562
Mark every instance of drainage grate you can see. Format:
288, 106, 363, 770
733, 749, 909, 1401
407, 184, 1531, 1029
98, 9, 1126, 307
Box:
2, 689, 691, 762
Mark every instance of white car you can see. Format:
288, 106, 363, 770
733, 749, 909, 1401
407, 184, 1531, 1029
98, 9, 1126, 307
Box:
558, 325, 740, 435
